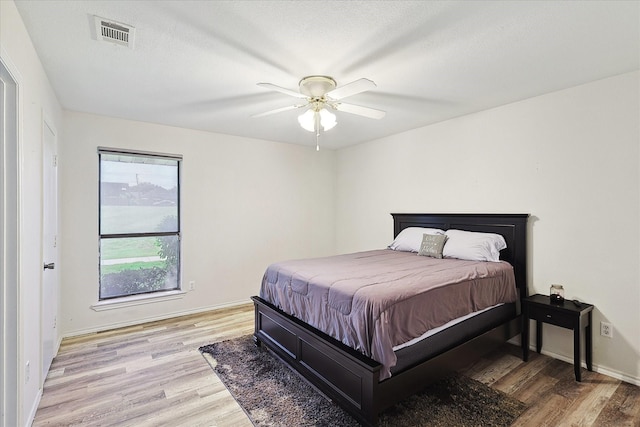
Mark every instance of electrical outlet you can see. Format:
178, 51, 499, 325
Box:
600, 321, 613, 338
189, 281, 195, 291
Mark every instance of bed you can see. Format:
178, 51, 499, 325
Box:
252, 213, 528, 426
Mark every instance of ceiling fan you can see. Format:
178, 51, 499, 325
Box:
253, 76, 386, 150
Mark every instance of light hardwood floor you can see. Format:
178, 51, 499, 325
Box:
34, 303, 640, 426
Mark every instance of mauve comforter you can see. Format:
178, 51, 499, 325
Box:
259, 249, 517, 380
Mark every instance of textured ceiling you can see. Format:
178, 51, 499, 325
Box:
15, 0, 640, 150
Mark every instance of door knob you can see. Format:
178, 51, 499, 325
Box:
44, 262, 55, 270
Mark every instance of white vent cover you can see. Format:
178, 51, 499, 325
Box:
94, 16, 135, 49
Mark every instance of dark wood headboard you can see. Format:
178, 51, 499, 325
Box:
391, 213, 529, 300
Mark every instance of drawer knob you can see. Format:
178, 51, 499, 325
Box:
546, 314, 552, 318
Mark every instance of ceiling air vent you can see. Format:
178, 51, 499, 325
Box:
94, 16, 135, 49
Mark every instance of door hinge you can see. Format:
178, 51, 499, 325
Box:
53, 234, 57, 248
53, 155, 58, 167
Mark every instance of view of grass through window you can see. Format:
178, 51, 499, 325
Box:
99, 151, 180, 299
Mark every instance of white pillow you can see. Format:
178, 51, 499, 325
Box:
389, 227, 445, 252
443, 229, 507, 262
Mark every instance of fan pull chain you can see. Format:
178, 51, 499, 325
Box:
315, 112, 321, 151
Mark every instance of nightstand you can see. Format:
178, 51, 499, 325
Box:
522, 294, 594, 381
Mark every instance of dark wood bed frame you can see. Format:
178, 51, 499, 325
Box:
252, 213, 529, 426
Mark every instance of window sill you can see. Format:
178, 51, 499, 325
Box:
91, 290, 187, 311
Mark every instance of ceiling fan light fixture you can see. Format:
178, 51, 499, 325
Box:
319, 108, 336, 131
298, 109, 316, 132
298, 108, 337, 133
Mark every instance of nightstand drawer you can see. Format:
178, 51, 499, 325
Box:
528, 305, 574, 328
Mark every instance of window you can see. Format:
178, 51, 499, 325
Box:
99, 149, 181, 300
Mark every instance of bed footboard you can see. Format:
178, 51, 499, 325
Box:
252, 296, 382, 426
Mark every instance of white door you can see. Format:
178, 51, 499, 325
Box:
41, 119, 58, 381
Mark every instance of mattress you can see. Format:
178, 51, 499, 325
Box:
260, 249, 517, 379
391, 302, 517, 375
393, 303, 503, 351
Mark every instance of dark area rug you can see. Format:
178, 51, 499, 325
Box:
199, 336, 526, 427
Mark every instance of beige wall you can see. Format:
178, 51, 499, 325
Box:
335, 71, 640, 384
1, 1, 64, 425
59, 111, 335, 335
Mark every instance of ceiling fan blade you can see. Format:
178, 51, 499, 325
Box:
251, 104, 306, 118
333, 102, 386, 119
257, 82, 308, 99
326, 78, 377, 100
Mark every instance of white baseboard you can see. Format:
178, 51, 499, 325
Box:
62, 299, 252, 339
530, 345, 640, 386
24, 387, 42, 427
508, 335, 640, 386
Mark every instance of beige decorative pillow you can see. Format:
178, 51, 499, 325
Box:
418, 233, 447, 259
388, 227, 445, 252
